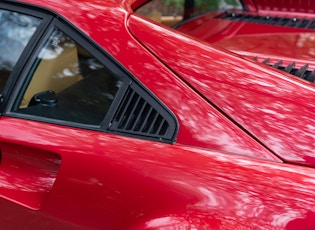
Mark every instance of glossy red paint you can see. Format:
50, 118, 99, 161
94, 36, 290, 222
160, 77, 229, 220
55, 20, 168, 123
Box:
242, 0, 258, 11
1, 117, 315, 229
129, 14, 315, 167
176, 12, 315, 66
252, 0, 315, 14
1, 0, 315, 229
240, 0, 315, 15
0, 143, 60, 209
20, 0, 279, 161
124, 0, 148, 11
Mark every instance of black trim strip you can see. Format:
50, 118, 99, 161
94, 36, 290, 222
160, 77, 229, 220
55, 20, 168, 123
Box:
219, 12, 315, 29
256, 57, 315, 83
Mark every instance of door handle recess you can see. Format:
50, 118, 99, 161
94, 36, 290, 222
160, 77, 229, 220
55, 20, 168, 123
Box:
0, 143, 61, 210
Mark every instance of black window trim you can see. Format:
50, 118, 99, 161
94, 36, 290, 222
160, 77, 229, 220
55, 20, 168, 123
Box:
0, 1, 54, 113
5, 18, 132, 130
3, 3, 179, 143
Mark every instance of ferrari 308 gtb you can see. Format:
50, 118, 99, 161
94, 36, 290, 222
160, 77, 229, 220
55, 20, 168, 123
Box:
1, 0, 315, 229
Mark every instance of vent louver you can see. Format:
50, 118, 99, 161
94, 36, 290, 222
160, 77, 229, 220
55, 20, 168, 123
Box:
220, 12, 315, 29
109, 85, 177, 142
257, 58, 315, 82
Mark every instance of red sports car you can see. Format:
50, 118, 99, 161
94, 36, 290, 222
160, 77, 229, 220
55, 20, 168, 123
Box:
1, 0, 315, 229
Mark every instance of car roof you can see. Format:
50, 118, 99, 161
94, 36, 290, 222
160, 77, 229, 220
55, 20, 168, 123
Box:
16, 0, 147, 13
13, 0, 134, 50
13, 0, 149, 41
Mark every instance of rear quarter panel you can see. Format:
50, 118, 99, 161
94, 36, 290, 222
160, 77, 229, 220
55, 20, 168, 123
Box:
0, 117, 315, 229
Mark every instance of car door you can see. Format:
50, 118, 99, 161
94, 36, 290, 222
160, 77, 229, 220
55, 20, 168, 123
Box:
0, 3, 70, 228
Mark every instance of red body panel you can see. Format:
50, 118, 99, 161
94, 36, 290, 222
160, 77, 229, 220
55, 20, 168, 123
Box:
242, 0, 315, 14
19, 0, 279, 161
129, 15, 315, 167
177, 12, 315, 67
1, 0, 315, 229
1, 117, 315, 229
252, 0, 315, 14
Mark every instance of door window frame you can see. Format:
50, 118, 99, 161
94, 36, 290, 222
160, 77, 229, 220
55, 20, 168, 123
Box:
2, 2, 178, 143
5, 18, 131, 130
0, 2, 53, 112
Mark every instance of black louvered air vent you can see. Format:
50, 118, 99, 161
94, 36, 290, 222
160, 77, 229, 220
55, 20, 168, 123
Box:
219, 12, 315, 29
257, 58, 315, 83
109, 85, 177, 142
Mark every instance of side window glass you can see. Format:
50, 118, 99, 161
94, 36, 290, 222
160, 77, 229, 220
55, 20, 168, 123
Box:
0, 9, 41, 93
13, 28, 122, 126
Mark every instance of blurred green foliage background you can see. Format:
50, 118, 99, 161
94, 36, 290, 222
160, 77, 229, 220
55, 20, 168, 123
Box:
138, 0, 241, 16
